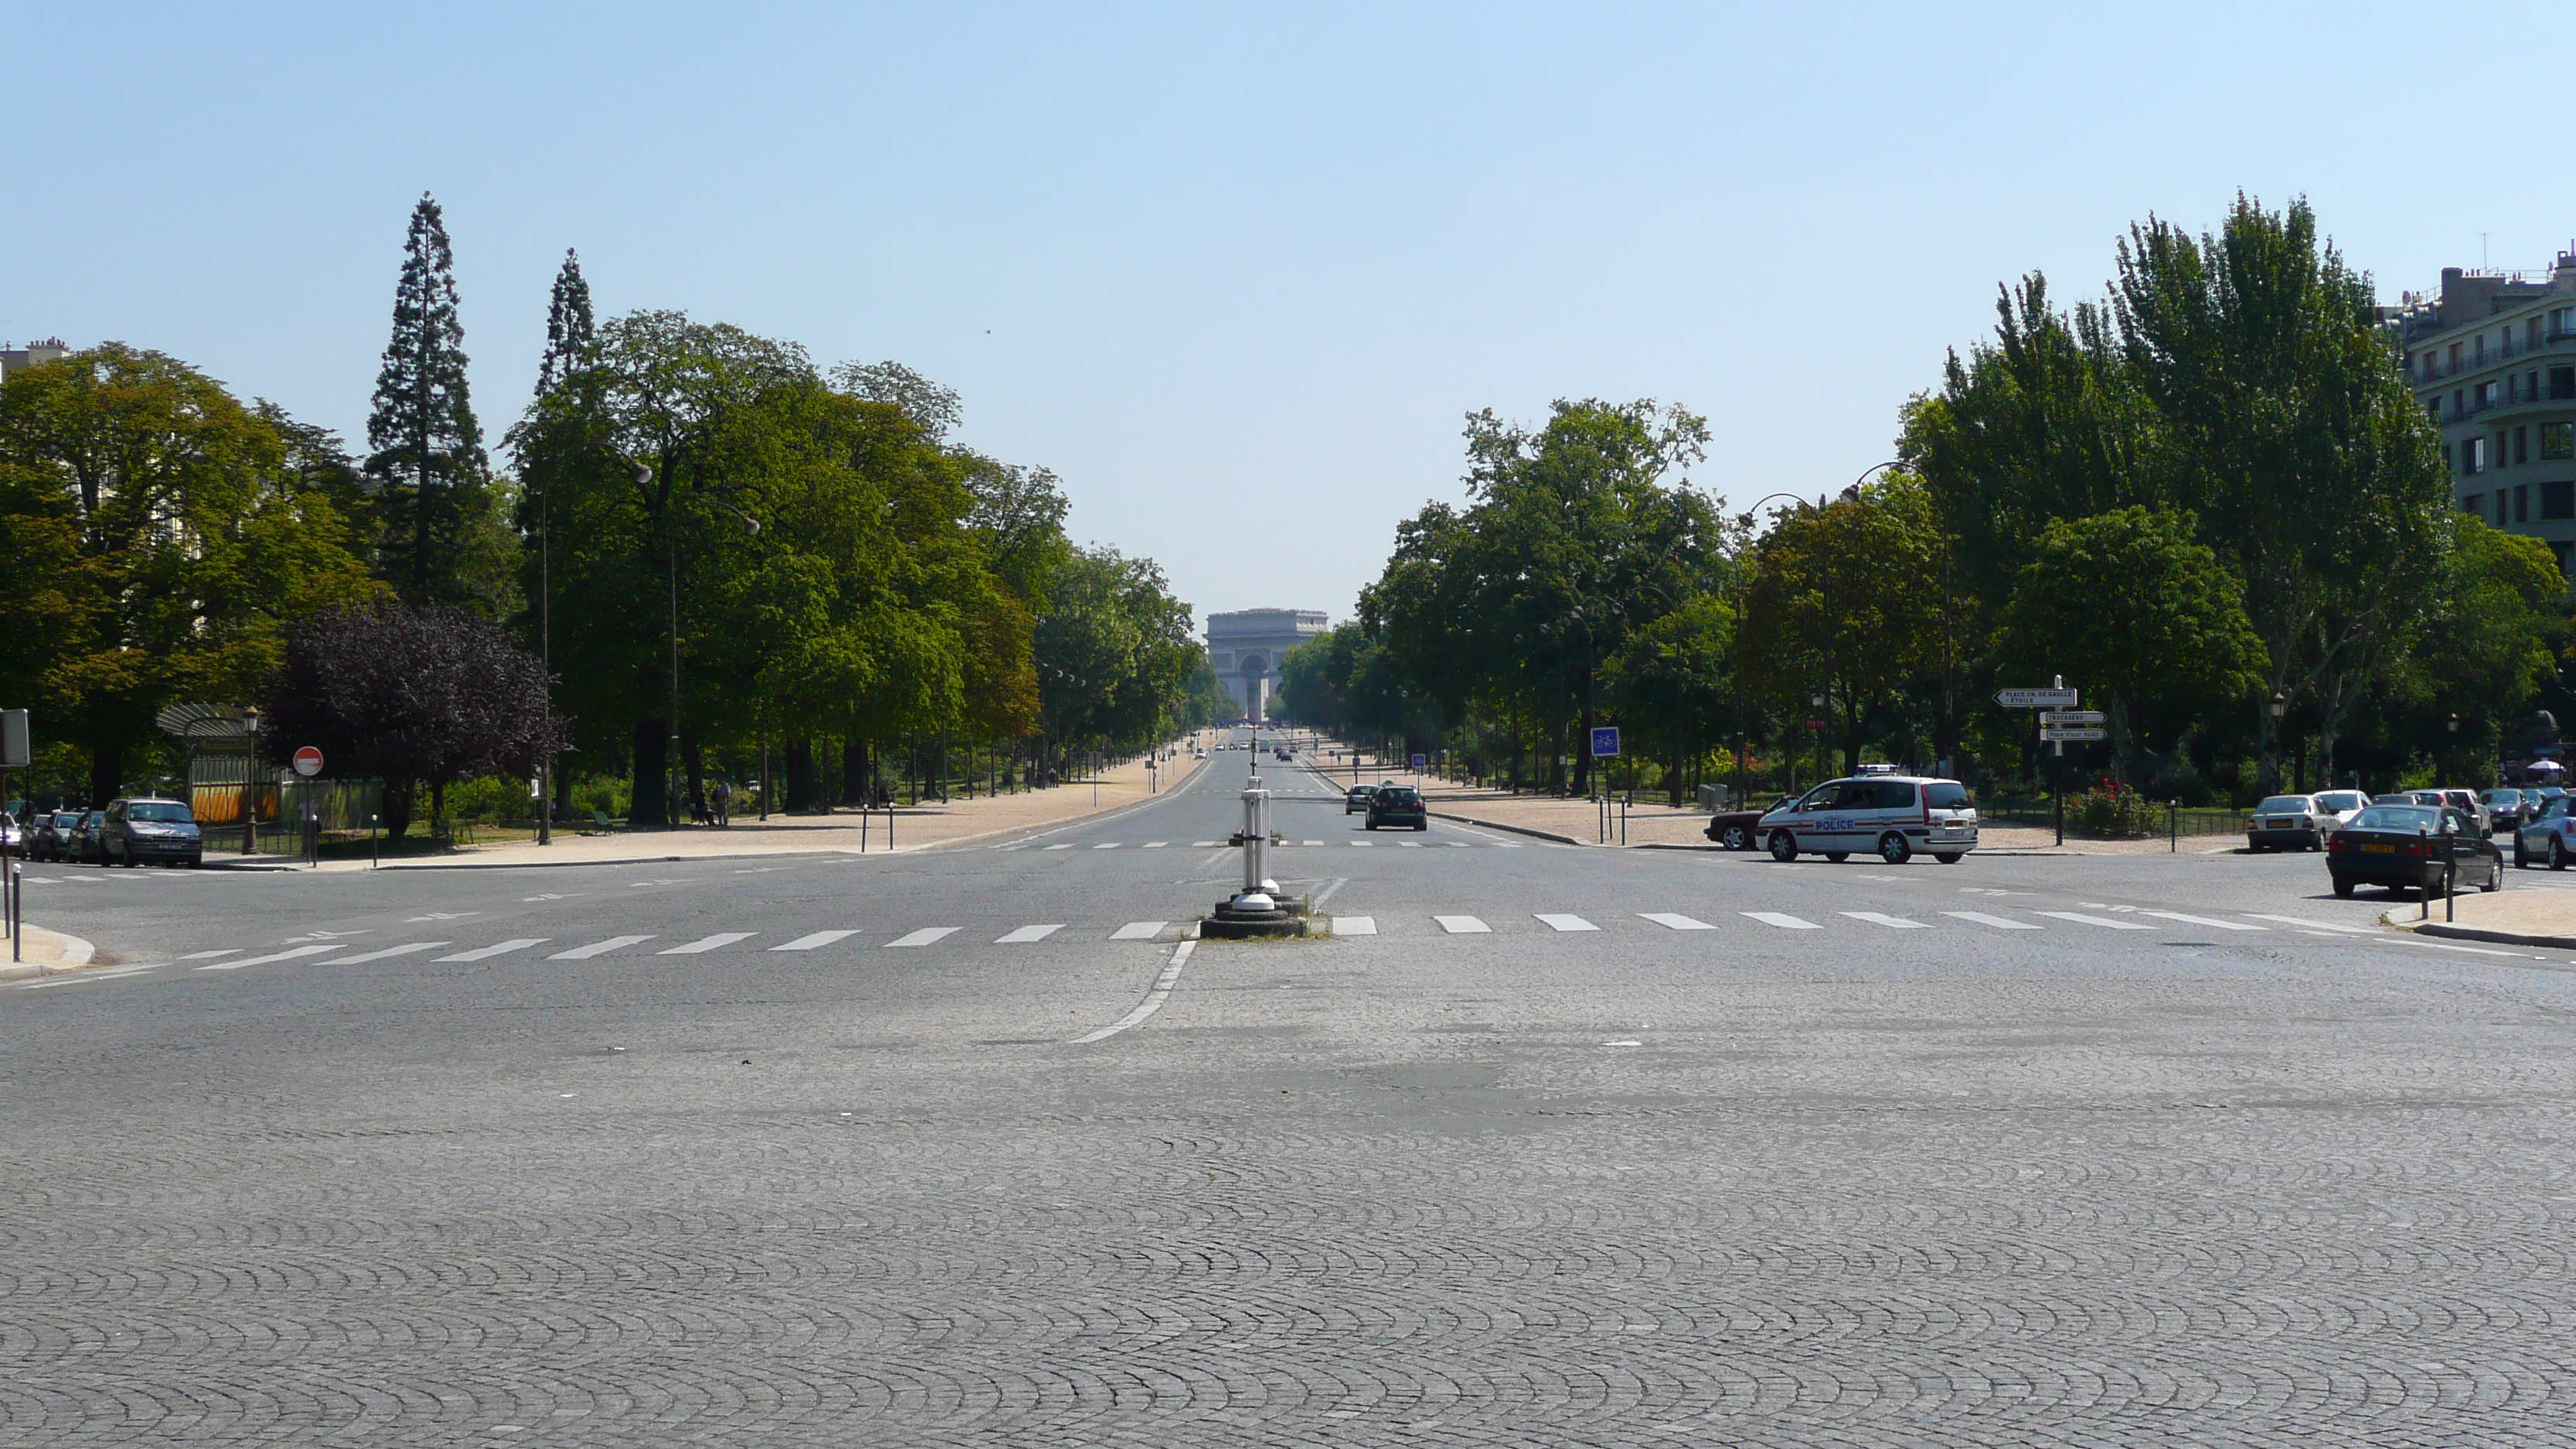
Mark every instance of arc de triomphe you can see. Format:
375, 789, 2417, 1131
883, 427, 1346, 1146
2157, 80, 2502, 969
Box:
1204, 608, 1327, 723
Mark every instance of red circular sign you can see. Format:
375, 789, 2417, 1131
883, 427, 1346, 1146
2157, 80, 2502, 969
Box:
293, 745, 325, 778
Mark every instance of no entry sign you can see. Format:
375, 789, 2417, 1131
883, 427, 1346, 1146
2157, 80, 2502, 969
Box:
292, 745, 325, 778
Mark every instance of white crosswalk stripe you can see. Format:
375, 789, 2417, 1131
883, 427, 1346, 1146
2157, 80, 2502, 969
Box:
1192, 840, 1219, 847
2035, 911, 2155, 930
1093, 842, 1119, 849
1742, 912, 1821, 930
317, 941, 450, 964
1841, 912, 1926, 929
195, 944, 338, 971
1640, 913, 1714, 930
1143, 841, 1168, 848
2139, 910, 2266, 932
2243, 913, 2369, 933
550, 935, 653, 960
996, 923, 1064, 944
180, 949, 239, 961
771, 930, 859, 951
1434, 915, 1490, 933
886, 927, 958, 947
1332, 916, 1376, 935
1942, 911, 2041, 930
1043, 843, 1074, 851
659, 933, 756, 954
1112, 921, 1166, 940
1534, 913, 1598, 932
436, 939, 546, 962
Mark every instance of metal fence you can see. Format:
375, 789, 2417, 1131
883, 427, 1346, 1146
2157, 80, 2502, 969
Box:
1981, 799, 2254, 840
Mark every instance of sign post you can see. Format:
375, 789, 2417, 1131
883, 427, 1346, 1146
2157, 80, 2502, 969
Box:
293, 746, 323, 866
1996, 679, 2080, 844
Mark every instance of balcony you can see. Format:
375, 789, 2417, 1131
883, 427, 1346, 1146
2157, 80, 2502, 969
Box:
2416, 327, 2576, 382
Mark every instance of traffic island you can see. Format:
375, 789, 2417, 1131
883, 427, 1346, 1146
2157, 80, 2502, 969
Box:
2385, 889, 2576, 951
1200, 764, 1312, 940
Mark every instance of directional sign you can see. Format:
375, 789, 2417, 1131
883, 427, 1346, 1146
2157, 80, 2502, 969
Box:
2040, 726, 2106, 742
292, 745, 325, 778
1589, 727, 1621, 758
1410, 752, 1427, 769
2040, 709, 2107, 725
1995, 687, 2079, 708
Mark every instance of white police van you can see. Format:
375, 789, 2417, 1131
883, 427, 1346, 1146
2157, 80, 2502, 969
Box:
1756, 765, 1980, 864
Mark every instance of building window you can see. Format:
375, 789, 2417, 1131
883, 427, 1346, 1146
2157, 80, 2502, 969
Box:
2479, 379, 2500, 409
2533, 318, 2546, 349
2555, 541, 2574, 576
2518, 426, 2530, 465
2463, 493, 2485, 516
2466, 437, 2488, 474
2451, 343, 2464, 372
2456, 389, 2468, 415
2532, 370, 2543, 402
2427, 396, 2443, 421
2552, 365, 2575, 401
2516, 484, 2530, 522
2546, 479, 2576, 521
2543, 422, 2574, 461
2499, 430, 2512, 469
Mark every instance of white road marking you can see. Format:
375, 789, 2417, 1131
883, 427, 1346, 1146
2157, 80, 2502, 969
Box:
435, 939, 547, 961
180, 949, 239, 961
770, 930, 860, 951
1399, 841, 1423, 848
1069, 939, 1195, 1043
1304, 840, 1324, 846
2035, 911, 2155, 930
1044, 844, 1074, 851
659, 933, 757, 954
1331, 915, 1377, 935
2139, 910, 2266, 932
886, 927, 958, 947
1640, 913, 1714, 930
996, 923, 1064, 944
1941, 911, 2042, 930
1841, 912, 1927, 929
1093, 842, 1119, 850
549, 935, 653, 960
23, 964, 162, 988
1447, 841, 1471, 848
2244, 913, 2371, 933
1112, 921, 1166, 940
1535, 913, 1598, 932
1192, 841, 1219, 848
1143, 841, 1168, 848
1743, 912, 1821, 930
195, 944, 340, 971
316, 941, 451, 964
1351, 841, 1375, 848
1435, 915, 1491, 933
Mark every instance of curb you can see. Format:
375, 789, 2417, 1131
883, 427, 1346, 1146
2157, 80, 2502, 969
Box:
2389, 916, 2576, 951
0, 925, 98, 980
1423, 810, 1595, 848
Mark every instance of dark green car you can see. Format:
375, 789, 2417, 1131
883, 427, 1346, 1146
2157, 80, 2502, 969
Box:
1366, 785, 1428, 831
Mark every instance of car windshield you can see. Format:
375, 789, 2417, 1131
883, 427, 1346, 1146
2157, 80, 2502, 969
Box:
2351, 806, 2437, 832
2484, 790, 2522, 803
125, 801, 193, 823
2257, 796, 2312, 812
2316, 793, 2366, 810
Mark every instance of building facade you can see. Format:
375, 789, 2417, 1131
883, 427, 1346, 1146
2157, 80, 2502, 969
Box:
2393, 252, 2576, 571
1, 337, 70, 380
1204, 608, 1327, 722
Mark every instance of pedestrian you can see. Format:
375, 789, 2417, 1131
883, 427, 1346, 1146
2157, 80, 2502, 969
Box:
713, 777, 733, 827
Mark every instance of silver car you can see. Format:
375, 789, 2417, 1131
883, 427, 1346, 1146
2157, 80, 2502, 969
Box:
2516, 796, 2576, 868
2247, 793, 2334, 851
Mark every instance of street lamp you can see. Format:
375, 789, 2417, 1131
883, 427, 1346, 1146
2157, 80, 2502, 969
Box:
1811, 692, 1828, 785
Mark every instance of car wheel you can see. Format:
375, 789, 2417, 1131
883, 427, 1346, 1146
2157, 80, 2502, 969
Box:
2333, 876, 2355, 898
1878, 832, 1911, 865
1768, 831, 1798, 862
2484, 859, 2503, 892
1824, 851, 1850, 863
1719, 824, 1751, 851
2553, 838, 2567, 872
2516, 839, 2530, 868
1933, 853, 1963, 865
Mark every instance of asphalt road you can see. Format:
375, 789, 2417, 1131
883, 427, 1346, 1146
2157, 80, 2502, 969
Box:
7, 730, 2576, 1446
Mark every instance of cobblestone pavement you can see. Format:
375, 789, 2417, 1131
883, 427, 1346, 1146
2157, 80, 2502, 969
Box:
6, 737, 2576, 1445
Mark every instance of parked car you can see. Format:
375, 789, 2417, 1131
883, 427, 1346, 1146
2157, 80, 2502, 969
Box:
2328, 801, 2499, 897
2311, 790, 2369, 827
0, 811, 18, 855
33, 809, 84, 862
1705, 795, 1793, 851
1757, 775, 1979, 865
2436, 789, 2491, 835
2483, 787, 2535, 833
1345, 784, 1378, 814
2246, 793, 2334, 851
101, 796, 203, 868
65, 810, 107, 864
1365, 785, 1428, 831
2516, 795, 2576, 868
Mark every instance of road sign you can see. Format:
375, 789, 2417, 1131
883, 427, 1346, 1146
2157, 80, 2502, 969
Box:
2040, 726, 2106, 742
1995, 687, 2079, 708
1804, 718, 1826, 730
1410, 752, 1427, 769
2040, 709, 2106, 725
0, 709, 27, 769
1590, 727, 1621, 758
292, 745, 325, 778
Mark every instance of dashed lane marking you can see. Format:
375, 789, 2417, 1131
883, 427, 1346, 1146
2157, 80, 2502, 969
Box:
1434, 915, 1491, 933
1043, 844, 1074, 851
1941, 911, 2042, 931
1093, 842, 1120, 849
1841, 911, 1927, 929
316, 941, 451, 964
1535, 913, 1598, 932
771, 930, 860, 951
436, 939, 546, 961
1112, 921, 1166, 940
180, 949, 239, 961
194, 944, 338, 971
1192, 840, 1220, 847
660, 933, 757, 954
2036, 911, 2156, 930
1640, 913, 1714, 930
550, 935, 653, 960
886, 927, 959, 947
1143, 841, 1168, 848
996, 923, 1065, 944
1742, 912, 1821, 930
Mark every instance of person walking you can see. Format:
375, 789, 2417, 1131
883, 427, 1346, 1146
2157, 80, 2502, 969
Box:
712, 777, 733, 827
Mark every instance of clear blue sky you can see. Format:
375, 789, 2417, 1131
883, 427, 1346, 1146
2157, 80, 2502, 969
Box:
9, 2, 2570, 631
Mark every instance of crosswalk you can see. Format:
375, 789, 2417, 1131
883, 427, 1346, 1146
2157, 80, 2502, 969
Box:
1321, 906, 2367, 939
990, 837, 1522, 851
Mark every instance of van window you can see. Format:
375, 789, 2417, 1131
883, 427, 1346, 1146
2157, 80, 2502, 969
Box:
1875, 781, 1917, 809
1923, 782, 1972, 810
125, 801, 194, 823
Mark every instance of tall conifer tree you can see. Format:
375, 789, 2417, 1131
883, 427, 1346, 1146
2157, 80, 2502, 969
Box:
534, 248, 594, 396
366, 193, 489, 604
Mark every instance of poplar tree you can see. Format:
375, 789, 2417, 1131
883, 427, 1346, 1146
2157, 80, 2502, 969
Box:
366, 193, 492, 605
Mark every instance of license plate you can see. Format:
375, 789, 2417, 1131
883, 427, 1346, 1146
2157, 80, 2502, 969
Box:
2362, 843, 2396, 854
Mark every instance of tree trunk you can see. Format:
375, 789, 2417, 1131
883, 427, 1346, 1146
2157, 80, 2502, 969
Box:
680, 727, 704, 824
785, 736, 820, 813
430, 776, 449, 841
87, 741, 122, 810
630, 716, 668, 826
841, 738, 868, 808
382, 776, 415, 841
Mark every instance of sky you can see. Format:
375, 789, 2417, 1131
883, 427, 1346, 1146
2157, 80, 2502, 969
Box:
9, 2, 2574, 633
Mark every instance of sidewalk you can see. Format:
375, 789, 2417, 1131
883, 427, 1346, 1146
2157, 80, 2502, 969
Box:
0, 923, 98, 981
304, 734, 1220, 872
2387, 888, 2576, 949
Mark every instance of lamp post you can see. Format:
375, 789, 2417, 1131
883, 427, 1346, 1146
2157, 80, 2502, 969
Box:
536, 461, 552, 846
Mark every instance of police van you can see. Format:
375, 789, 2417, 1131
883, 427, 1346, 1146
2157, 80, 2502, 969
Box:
1754, 766, 1979, 864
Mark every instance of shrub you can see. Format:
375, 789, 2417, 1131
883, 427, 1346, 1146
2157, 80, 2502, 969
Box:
2071, 778, 2160, 838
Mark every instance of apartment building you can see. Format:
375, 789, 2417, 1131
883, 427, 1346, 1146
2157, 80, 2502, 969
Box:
0, 337, 70, 379
2393, 251, 2576, 571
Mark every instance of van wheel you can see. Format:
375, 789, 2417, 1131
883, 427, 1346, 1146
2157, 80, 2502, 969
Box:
1719, 824, 1751, 851
1767, 831, 1798, 862
1823, 851, 1850, 863
1878, 832, 1911, 865
1933, 853, 1963, 865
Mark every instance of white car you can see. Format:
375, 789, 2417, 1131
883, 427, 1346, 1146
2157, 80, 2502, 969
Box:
1756, 773, 1979, 865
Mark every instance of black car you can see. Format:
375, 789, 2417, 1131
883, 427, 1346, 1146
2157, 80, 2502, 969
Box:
2324, 802, 2500, 899
1704, 796, 1792, 851
1365, 785, 1428, 831
33, 809, 84, 862
65, 810, 108, 865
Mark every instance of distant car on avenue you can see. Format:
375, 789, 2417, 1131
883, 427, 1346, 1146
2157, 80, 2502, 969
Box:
1365, 785, 1428, 831
100, 796, 203, 868
2483, 787, 2536, 833
66, 810, 108, 865
1756, 774, 1978, 865
33, 809, 84, 862
2327, 801, 2499, 897
1345, 784, 1377, 814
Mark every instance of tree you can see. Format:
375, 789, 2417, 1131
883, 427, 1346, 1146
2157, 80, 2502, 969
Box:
534, 249, 595, 396
257, 599, 562, 840
1992, 505, 2263, 774
1608, 591, 1736, 803
0, 345, 379, 802
367, 194, 512, 612
1034, 546, 1199, 773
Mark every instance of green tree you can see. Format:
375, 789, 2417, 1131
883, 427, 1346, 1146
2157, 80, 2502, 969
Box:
1607, 591, 1736, 802
366, 194, 513, 612
1034, 546, 1199, 773
535, 249, 595, 396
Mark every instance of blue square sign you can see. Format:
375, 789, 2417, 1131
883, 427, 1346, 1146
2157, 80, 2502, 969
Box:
1590, 726, 1621, 758
1410, 752, 1427, 769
